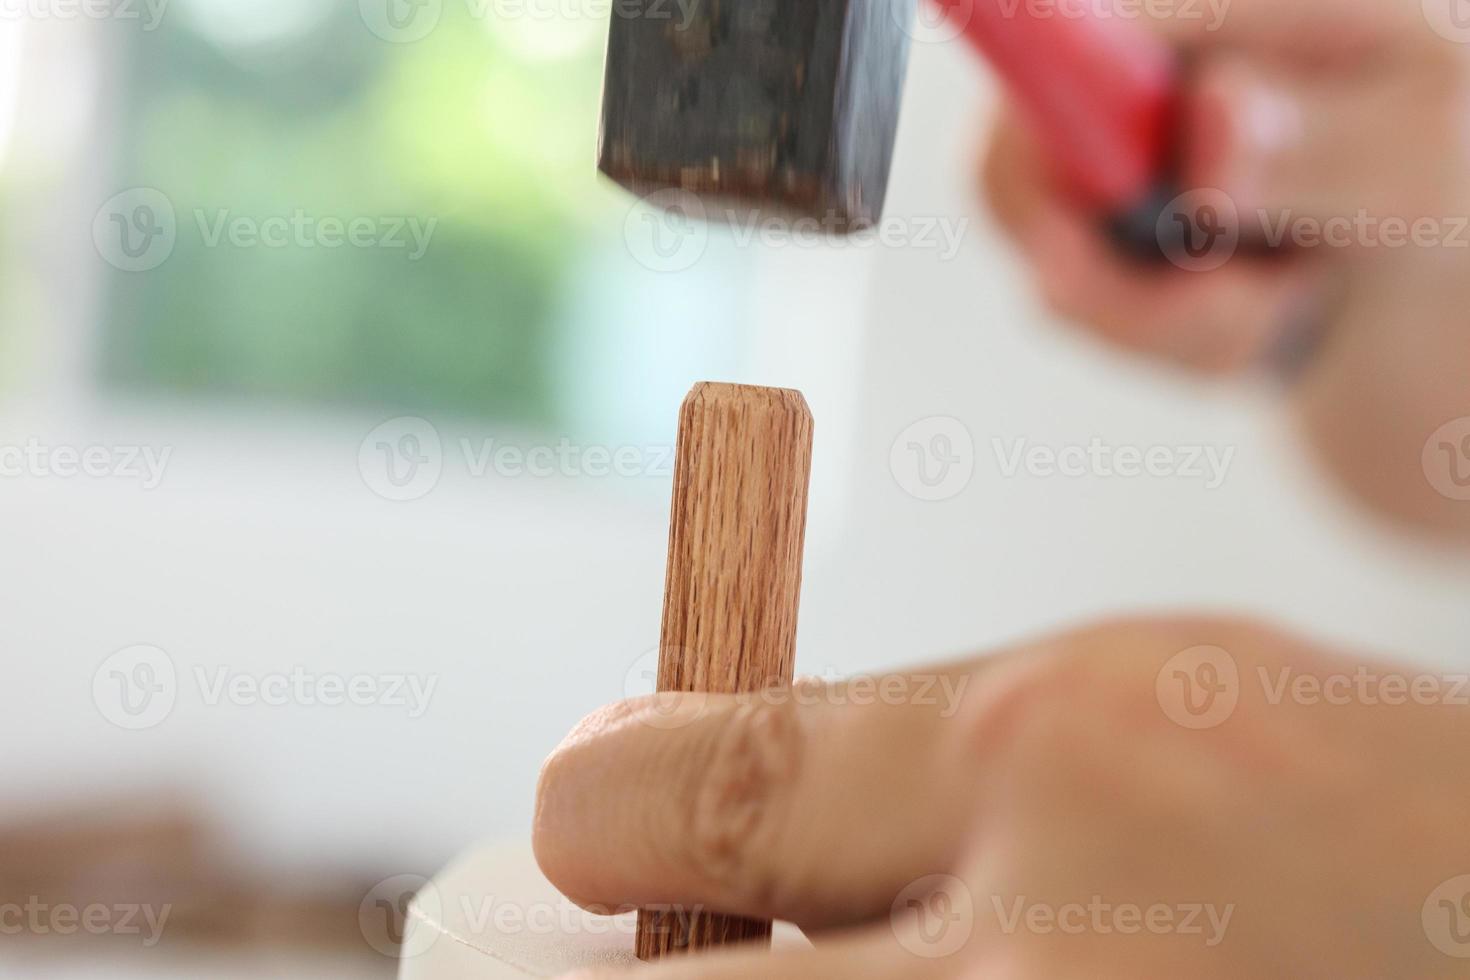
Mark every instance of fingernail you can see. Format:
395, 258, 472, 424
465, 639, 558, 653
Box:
1239, 82, 1303, 194
1188, 64, 1304, 208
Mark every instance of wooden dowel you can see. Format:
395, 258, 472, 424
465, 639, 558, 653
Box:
635, 382, 814, 961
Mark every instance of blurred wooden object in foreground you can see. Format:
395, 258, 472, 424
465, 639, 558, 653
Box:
0, 792, 408, 971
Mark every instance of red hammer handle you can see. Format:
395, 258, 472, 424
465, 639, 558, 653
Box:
937, 0, 1180, 213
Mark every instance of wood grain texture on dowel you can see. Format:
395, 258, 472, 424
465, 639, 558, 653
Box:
635, 382, 814, 961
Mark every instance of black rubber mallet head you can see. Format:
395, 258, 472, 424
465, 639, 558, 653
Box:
597, 0, 918, 233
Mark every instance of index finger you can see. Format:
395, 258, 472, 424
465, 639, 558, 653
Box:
533, 674, 983, 932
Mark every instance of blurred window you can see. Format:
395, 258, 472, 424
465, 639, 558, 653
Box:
100, 0, 617, 422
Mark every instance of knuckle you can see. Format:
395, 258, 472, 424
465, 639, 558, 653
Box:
959, 651, 1092, 772
684, 699, 805, 908
960, 616, 1286, 764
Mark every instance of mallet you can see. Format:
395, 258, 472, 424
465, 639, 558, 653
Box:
599, 0, 1181, 251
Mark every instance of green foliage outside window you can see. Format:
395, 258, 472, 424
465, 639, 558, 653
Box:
101, 2, 612, 421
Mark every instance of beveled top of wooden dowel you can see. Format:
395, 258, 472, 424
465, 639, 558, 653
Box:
682, 382, 811, 420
